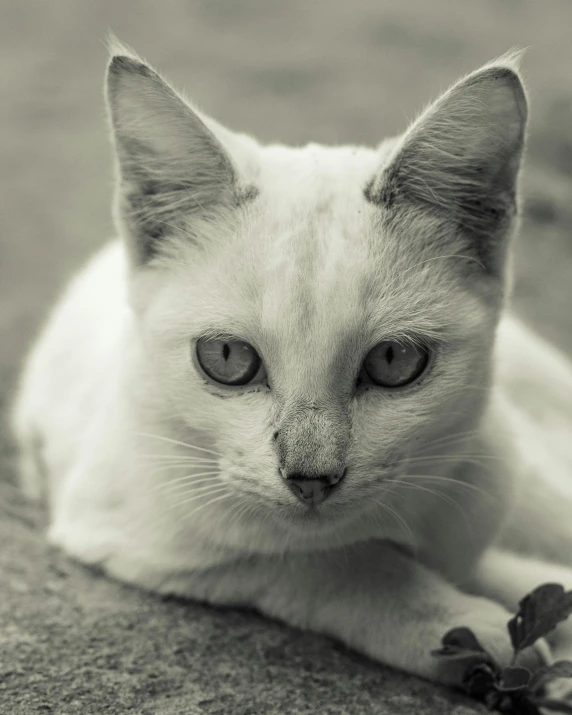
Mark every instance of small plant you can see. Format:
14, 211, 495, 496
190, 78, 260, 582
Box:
432, 584, 572, 713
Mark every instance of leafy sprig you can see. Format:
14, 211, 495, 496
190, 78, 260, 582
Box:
432, 583, 572, 714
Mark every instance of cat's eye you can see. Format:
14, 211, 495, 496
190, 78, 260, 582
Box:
361, 340, 429, 388
195, 337, 263, 386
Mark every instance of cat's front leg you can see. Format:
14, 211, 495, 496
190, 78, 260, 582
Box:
151, 539, 547, 685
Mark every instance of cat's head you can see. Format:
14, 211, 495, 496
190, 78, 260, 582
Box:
106, 42, 527, 548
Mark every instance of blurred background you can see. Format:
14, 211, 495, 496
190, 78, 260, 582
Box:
1, 0, 572, 393
1, 3, 572, 711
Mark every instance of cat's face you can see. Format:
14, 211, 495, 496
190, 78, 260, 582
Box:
107, 46, 527, 545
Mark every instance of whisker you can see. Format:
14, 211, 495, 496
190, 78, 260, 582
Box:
405, 453, 505, 462
387, 477, 472, 513
385, 479, 475, 548
352, 452, 503, 477
140, 454, 218, 464
419, 429, 483, 449
164, 484, 230, 512
145, 462, 218, 475
222, 500, 258, 547
369, 494, 417, 554
144, 459, 218, 469
137, 432, 221, 457
159, 480, 228, 500
181, 491, 236, 521
158, 464, 221, 481
154, 476, 223, 495
155, 469, 221, 483
166, 489, 235, 535
404, 454, 507, 471
398, 473, 497, 505
146, 464, 220, 478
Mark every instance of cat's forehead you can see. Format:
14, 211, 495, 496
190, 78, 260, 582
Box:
201, 145, 471, 359
172, 139, 487, 373
236, 145, 390, 314
241, 141, 400, 272
255, 142, 387, 212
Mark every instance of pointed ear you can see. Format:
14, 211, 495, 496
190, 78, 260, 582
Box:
106, 49, 249, 263
366, 54, 528, 275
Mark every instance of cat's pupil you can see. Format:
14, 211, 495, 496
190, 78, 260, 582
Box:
223, 343, 230, 361
385, 346, 394, 365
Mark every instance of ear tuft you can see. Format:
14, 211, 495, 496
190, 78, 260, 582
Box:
477, 47, 526, 75
105, 32, 142, 64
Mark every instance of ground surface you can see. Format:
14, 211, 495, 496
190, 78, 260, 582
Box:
1, 1, 572, 713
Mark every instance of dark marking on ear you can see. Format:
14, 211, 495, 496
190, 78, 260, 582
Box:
237, 184, 259, 205
108, 55, 154, 79
122, 178, 259, 264
364, 164, 399, 209
363, 177, 376, 204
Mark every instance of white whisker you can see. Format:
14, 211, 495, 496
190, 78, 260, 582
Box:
146, 464, 220, 478
154, 476, 223, 495
165, 484, 230, 512
181, 491, 236, 521
140, 454, 218, 464
386, 478, 476, 549
421, 429, 482, 449
399, 473, 497, 504
163, 480, 228, 499
369, 494, 417, 555
137, 432, 221, 457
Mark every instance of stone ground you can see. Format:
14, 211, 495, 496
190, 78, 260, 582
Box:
1, 1, 572, 713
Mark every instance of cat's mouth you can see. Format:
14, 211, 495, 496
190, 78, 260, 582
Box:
268, 465, 408, 531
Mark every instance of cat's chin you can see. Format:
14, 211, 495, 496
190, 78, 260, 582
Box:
261, 499, 380, 546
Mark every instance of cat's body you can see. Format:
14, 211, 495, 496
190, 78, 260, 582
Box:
11, 45, 572, 685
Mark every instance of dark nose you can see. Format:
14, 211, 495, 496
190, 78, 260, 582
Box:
283, 469, 346, 507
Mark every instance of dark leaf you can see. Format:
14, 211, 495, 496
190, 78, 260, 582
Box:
498, 665, 532, 692
484, 689, 503, 710
463, 662, 499, 699
504, 691, 543, 714
530, 661, 572, 694
508, 584, 572, 652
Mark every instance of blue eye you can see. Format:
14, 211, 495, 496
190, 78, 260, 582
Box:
195, 338, 262, 386
362, 341, 429, 388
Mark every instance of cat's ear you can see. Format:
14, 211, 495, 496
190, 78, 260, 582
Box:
366, 53, 528, 275
106, 45, 249, 264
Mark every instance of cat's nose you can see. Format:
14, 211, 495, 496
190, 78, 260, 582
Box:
283, 468, 346, 507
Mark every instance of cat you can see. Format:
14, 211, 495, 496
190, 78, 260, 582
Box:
11, 40, 572, 687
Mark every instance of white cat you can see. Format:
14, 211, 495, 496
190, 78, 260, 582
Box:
11, 43, 572, 686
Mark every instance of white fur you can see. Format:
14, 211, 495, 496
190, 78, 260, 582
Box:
11, 48, 572, 685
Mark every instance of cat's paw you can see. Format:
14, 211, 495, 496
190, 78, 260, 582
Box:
435, 599, 551, 686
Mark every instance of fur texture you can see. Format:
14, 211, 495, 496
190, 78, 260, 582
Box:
11, 44, 572, 686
